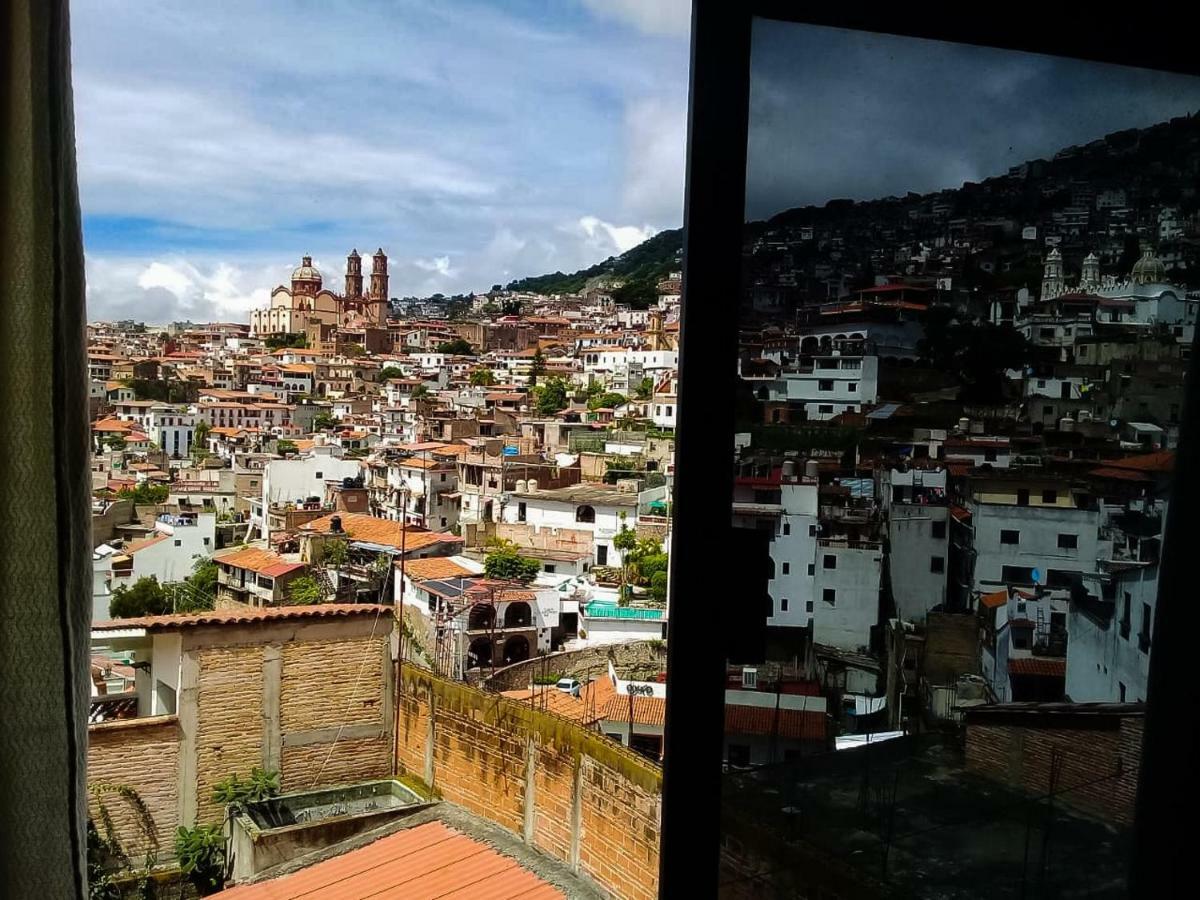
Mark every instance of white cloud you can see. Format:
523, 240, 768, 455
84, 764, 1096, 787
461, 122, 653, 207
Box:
577, 216, 657, 254
580, 0, 692, 37
621, 96, 687, 224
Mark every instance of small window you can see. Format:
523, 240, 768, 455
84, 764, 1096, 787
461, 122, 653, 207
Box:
203, 537, 210, 546
848, 382, 857, 391
984, 449, 997, 462
1057, 533, 1078, 550
1042, 490, 1058, 504
315, 471, 323, 479
932, 521, 946, 539
1013, 631, 1030, 650
931, 556, 945, 573
809, 524, 818, 536
1001, 529, 1020, 545
174, 539, 181, 547
807, 563, 815, 576
1037, 379, 1047, 388
780, 598, 789, 612
1016, 489, 1029, 506
818, 379, 834, 391
782, 522, 791, 536
250, 479, 258, 487
818, 404, 834, 414
544, 564, 556, 574
806, 600, 814, 613
782, 562, 790, 575
823, 554, 836, 569
1043, 405, 1053, 415
823, 589, 836, 604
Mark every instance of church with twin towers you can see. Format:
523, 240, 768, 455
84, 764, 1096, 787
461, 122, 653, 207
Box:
249, 248, 390, 336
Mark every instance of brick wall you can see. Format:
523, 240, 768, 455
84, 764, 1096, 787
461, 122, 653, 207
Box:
88, 716, 182, 862
924, 611, 979, 683
965, 708, 1143, 825
195, 645, 266, 823
397, 664, 662, 900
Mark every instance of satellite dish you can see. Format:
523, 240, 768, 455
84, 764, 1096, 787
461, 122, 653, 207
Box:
1031, 568, 1042, 585
1109, 419, 1119, 428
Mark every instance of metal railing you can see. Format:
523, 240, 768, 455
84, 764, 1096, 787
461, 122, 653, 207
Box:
89, 692, 139, 723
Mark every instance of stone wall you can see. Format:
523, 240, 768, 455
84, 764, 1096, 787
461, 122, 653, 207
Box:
397, 664, 662, 900
964, 707, 1143, 825
924, 611, 979, 683
87, 716, 181, 863
482, 640, 668, 692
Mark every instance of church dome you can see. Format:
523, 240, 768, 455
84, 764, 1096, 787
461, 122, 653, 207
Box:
291, 255, 323, 283
1130, 249, 1165, 285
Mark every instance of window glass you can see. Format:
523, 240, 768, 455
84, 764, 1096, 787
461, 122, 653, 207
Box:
721, 17, 1194, 897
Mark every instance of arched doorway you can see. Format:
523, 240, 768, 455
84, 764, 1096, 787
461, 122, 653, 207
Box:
502, 635, 530, 665
467, 638, 492, 669
468, 604, 495, 630
503, 601, 531, 628
800, 336, 819, 355
576, 505, 596, 524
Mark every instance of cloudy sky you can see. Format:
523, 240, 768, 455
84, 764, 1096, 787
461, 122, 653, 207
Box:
747, 21, 1200, 220
73, 0, 692, 323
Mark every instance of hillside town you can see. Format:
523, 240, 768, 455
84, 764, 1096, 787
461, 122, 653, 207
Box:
82, 114, 1200, 898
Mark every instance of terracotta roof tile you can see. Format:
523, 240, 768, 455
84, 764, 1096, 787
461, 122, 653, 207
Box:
123, 533, 170, 555
1099, 450, 1173, 473
300, 512, 463, 553
1008, 657, 1066, 677
724, 704, 827, 741
215, 820, 564, 899
403, 557, 476, 581
93, 604, 389, 632
212, 546, 292, 574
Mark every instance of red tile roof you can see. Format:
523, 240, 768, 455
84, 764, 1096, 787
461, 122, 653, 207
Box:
93, 604, 390, 632
724, 704, 827, 741
591, 676, 666, 726
215, 820, 564, 899
1088, 466, 1152, 483
1098, 450, 1174, 474
1008, 657, 1066, 678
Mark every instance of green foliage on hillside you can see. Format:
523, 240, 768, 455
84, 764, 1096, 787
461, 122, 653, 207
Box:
505, 228, 682, 308
264, 332, 307, 349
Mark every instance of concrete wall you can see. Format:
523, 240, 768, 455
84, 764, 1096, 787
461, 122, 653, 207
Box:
483, 641, 668, 691
813, 544, 882, 651
970, 501, 1101, 591
965, 710, 1143, 825
397, 664, 662, 900
887, 505, 949, 622
1065, 565, 1155, 703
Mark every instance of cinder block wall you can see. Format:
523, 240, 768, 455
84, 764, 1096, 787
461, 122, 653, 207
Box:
397, 664, 662, 900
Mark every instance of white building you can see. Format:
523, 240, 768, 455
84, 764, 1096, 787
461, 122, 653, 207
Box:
145, 404, 195, 460
749, 354, 879, 421
258, 446, 363, 541
880, 467, 950, 623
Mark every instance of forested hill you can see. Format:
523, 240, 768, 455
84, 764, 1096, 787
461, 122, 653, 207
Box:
504, 227, 682, 308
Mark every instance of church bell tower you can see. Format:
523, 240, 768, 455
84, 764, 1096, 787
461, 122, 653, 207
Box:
345, 249, 363, 299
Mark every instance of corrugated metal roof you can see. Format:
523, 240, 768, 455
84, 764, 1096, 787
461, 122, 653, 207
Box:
215, 820, 564, 899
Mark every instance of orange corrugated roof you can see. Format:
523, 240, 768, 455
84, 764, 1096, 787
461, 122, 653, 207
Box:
123, 533, 169, 555
93, 604, 389, 632
215, 820, 564, 899
300, 512, 463, 552
981, 590, 1008, 609
403, 557, 476, 581
213, 546, 293, 574
724, 703, 827, 741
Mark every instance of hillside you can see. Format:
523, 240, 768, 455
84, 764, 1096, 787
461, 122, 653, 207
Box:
505, 227, 682, 308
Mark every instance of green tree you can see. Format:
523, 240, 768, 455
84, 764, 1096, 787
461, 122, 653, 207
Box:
109, 576, 171, 618
469, 368, 496, 386
483, 541, 541, 584
211, 768, 280, 808
379, 366, 405, 380
193, 419, 210, 451
533, 376, 569, 415
276, 439, 298, 456
411, 384, 431, 400
285, 574, 326, 605
264, 332, 307, 350
312, 412, 338, 431
117, 482, 170, 505
187, 556, 218, 598
587, 391, 627, 411
102, 432, 127, 452
634, 377, 654, 400
436, 338, 475, 355
175, 824, 225, 895
341, 343, 366, 357
528, 347, 546, 386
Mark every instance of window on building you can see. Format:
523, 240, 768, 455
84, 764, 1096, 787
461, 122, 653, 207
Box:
782, 522, 790, 535
1042, 489, 1058, 504
315, 471, 322, 479
1000, 529, 1020, 545
809, 524, 818, 536
780, 598, 789, 612
1016, 489, 1029, 506
1057, 533, 1078, 550
1122, 592, 1132, 639
807, 563, 815, 576
984, 449, 997, 462
818, 379, 833, 391
818, 404, 834, 414
174, 539, 181, 547
1043, 405, 1054, 415
823, 554, 836, 569
596, 545, 607, 566
823, 589, 836, 605
1140, 603, 1152, 652
932, 521, 946, 539
782, 562, 790, 575
518, 502, 527, 522
806, 601, 814, 613
544, 564, 556, 574
930, 556, 945, 573
848, 382, 857, 391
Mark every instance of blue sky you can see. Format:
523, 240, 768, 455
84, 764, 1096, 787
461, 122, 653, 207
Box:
73, 0, 691, 322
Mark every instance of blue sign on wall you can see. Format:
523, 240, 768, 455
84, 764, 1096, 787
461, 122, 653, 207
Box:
502, 445, 519, 456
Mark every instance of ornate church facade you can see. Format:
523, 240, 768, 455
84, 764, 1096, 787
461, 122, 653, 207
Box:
250, 249, 390, 336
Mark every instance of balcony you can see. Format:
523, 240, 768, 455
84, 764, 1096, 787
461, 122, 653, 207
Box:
89, 691, 139, 723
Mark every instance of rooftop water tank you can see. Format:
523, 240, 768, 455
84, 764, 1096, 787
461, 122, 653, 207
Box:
805, 459, 820, 479
526, 478, 538, 492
